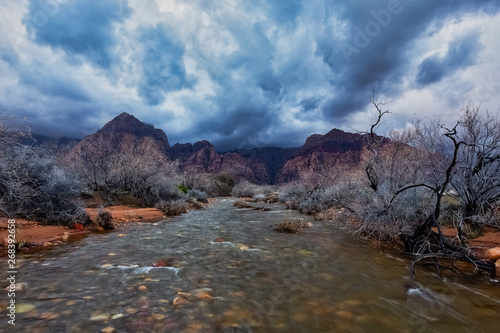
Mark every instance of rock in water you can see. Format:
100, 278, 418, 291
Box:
151, 261, 167, 267
172, 297, 189, 306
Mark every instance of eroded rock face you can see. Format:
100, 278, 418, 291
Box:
180, 147, 256, 181
181, 146, 222, 174
69, 132, 169, 166
68, 113, 170, 164
66, 114, 171, 187
275, 129, 377, 183
277, 150, 362, 183
169, 140, 213, 161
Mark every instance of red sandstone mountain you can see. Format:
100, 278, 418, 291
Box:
169, 140, 213, 161
98, 112, 170, 149
65, 113, 386, 184
67, 113, 170, 178
275, 129, 385, 183
68, 112, 170, 164
181, 146, 257, 181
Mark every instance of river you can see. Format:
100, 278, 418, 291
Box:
1, 198, 500, 332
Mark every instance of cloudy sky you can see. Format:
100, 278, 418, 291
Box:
1, 0, 500, 151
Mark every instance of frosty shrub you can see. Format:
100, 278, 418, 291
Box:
188, 189, 208, 203
0, 137, 88, 226
232, 181, 260, 198
156, 199, 189, 216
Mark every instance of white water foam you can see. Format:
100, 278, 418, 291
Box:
133, 266, 181, 275
103, 264, 181, 275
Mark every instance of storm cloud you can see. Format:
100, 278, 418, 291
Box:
1, 0, 500, 151
23, 0, 131, 68
416, 33, 482, 86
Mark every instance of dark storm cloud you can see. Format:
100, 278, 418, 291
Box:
300, 96, 323, 112
17, 60, 91, 102
184, 75, 273, 151
416, 33, 482, 86
262, 0, 303, 25
20, 103, 106, 140
23, 0, 131, 68
2, 0, 500, 151
317, 0, 499, 122
137, 24, 194, 105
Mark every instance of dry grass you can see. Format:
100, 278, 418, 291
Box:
234, 200, 253, 209
234, 200, 271, 211
273, 218, 308, 234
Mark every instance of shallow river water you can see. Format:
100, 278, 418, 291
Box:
1, 199, 500, 332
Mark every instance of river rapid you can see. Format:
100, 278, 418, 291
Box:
1, 198, 500, 332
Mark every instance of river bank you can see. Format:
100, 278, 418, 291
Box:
0, 206, 167, 256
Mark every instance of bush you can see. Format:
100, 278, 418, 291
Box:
211, 173, 235, 197
94, 207, 114, 230
0, 141, 88, 226
188, 189, 208, 203
273, 218, 308, 234
298, 188, 339, 215
131, 174, 183, 206
278, 184, 310, 210
156, 199, 189, 217
232, 181, 260, 198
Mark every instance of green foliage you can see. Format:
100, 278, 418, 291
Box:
177, 184, 189, 194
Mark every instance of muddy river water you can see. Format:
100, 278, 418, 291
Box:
1, 199, 500, 332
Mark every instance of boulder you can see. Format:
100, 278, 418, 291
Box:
485, 247, 500, 260
74, 223, 84, 231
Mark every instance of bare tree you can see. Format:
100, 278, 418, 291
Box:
450, 107, 500, 227
361, 103, 498, 281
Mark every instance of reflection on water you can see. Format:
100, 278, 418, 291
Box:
1, 199, 500, 332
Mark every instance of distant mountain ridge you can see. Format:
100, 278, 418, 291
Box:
62, 113, 382, 184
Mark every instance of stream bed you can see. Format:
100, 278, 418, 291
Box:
1, 198, 500, 332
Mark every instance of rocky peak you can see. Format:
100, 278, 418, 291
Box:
276, 128, 389, 183
298, 128, 367, 156
98, 112, 170, 148
169, 140, 215, 161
